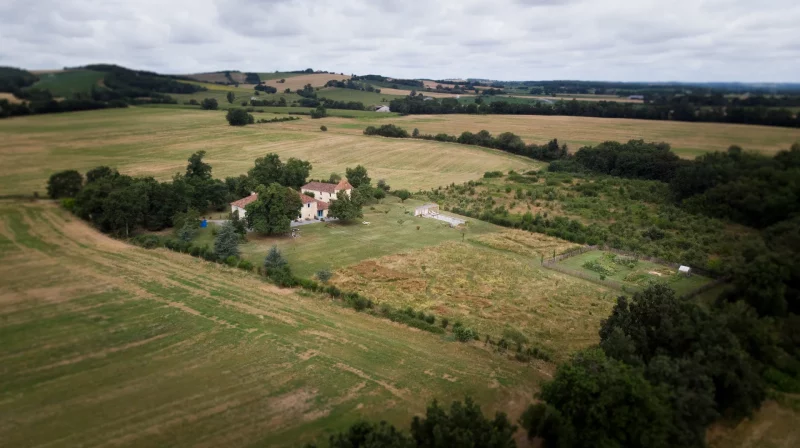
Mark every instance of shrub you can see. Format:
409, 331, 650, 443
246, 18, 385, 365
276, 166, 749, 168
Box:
320, 125, 327, 131
238, 260, 254, 272
224, 255, 239, 267
453, 325, 478, 342
441, 318, 449, 329
226, 108, 253, 126
60, 197, 76, 211
363, 124, 409, 138
424, 314, 435, 324
483, 171, 503, 178
200, 98, 218, 110
316, 269, 333, 283
502, 327, 529, 345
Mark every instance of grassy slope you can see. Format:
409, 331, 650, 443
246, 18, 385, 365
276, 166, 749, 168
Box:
0, 201, 537, 447
0, 107, 540, 196
30, 70, 105, 97
318, 87, 404, 105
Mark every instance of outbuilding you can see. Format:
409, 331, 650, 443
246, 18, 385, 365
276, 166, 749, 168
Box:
678, 265, 691, 276
414, 203, 440, 216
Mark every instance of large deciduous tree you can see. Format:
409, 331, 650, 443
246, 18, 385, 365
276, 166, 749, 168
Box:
328, 191, 363, 222
47, 170, 83, 198
244, 183, 301, 235
346, 165, 371, 188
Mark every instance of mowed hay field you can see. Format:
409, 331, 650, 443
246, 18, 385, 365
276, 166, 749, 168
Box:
264, 73, 351, 90
0, 107, 540, 196
0, 201, 537, 447
332, 229, 616, 358
288, 114, 800, 158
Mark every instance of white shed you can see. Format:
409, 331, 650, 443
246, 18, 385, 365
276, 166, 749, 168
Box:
414, 203, 440, 216
375, 106, 391, 113
678, 265, 691, 276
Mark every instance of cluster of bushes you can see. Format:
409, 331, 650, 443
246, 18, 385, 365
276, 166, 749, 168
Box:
254, 84, 277, 93
324, 78, 380, 93
256, 116, 300, 124
296, 97, 367, 111
363, 124, 409, 138
130, 233, 254, 272
309, 397, 515, 448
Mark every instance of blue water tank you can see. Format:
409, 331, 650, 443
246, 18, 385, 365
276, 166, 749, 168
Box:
200, 219, 208, 228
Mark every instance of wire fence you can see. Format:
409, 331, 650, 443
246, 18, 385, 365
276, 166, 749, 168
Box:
541, 245, 728, 298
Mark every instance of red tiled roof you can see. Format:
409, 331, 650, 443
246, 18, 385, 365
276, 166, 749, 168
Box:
316, 199, 329, 210
300, 193, 316, 204
335, 179, 353, 191
231, 193, 258, 208
302, 181, 337, 194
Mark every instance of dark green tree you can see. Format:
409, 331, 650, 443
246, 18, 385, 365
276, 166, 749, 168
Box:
410, 397, 516, 448
201, 98, 218, 110
263, 245, 294, 286
346, 165, 371, 188
328, 192, 363, 222
185, 150, 212, 180
226, 91, 235, 104
248, 153, 284, 187
47, 170, 83, 199
281, 158, 312, 189
526, 348, 672, 448
327, 421, 411, 448
395, 189, 411, 202
244, 183, 302, 235
373, 188, 386, 202
226, 108, 253, 126
85, 166, 118, 183
214, 222, 240, 260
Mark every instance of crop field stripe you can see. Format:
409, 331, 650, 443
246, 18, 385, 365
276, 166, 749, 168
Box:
0, 201, 535, 447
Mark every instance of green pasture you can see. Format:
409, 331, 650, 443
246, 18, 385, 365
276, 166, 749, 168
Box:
194, 198, 496, 278
558, 250, 712, 295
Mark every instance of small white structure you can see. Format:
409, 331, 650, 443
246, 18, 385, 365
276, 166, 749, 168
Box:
375, 105, 391, 113
678, 265, 691, 276
414, 203, 440, 216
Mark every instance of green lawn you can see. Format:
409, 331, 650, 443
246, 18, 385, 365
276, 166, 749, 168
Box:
31, 70, 105, 97
558, 250, 712, 295
257, 72, 306, 81
195, 198, 496, 278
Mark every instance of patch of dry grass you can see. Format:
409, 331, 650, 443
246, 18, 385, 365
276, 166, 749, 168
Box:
332, 237, 614, 358
0, 92, 24, 104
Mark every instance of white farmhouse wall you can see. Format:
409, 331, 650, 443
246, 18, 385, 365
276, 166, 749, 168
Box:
231, 205, 247, 219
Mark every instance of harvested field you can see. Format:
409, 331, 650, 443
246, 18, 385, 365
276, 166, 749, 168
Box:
307, 114, 800, 158
0, 107, 539, 195
708, 399, 800, 448
0, 200, 537, 447
332, 233, 615, 358
265, 73, 351, 90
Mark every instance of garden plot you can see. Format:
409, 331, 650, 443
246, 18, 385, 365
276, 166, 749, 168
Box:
557, 250, 712, 296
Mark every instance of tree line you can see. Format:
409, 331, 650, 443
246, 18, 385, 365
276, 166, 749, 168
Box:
387, 96, 800, 128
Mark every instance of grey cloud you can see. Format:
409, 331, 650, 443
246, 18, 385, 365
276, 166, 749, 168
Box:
0, 0, 797, 82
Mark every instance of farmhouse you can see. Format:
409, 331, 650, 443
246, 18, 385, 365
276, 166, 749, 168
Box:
230, 191, 330, 221
300, 193, 330, 220
301, 179, 352, 202
375, 105, 391, 113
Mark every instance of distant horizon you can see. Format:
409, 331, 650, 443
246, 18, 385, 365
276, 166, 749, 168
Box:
18, 64, 800, 86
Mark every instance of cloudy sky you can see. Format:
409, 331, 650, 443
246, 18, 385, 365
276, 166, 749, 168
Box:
1, 0, 798, 82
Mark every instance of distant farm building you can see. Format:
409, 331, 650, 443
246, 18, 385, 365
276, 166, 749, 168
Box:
678, 265, 691, 276
628, 95, 644, 100
375, 105, 391, 113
